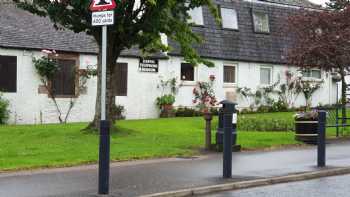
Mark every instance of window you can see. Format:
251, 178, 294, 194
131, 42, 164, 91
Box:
0, 56, 17, 92
181, 63, 195, 81
188, 6, 204, 25
302, 69, 321, 79
223, 65, 236, 83
51, 59, 77, 96
114, 63, 128, 96
260, 67, 272, 85
221, 8, 238, 30
252, 12, 270, 33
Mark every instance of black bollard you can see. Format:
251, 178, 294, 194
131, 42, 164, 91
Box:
317, 111, 326, 167
220, 100, 237, 178
98, 120, 110, 194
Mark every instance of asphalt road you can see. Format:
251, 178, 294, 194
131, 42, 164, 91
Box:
202, 174, 350, 197
1, 142, 350, 197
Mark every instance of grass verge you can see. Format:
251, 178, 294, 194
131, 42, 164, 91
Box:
0, 113, 342, 171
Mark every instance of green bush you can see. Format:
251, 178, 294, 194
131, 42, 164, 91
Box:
0, 94, 9, 124
270, 100, 289, 112
256, 105, 271, 113
175, 107, 202, 117
156, 94, 176, 108
112, 104, 125, 120
238, 115, 294, 132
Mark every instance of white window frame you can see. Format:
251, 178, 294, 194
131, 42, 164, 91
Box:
188, 6, 204, 26
252, 11, 270, 33
220, 7, 239, 30
223, 64, 238, 87
260, 66, 273, 85
301, 69, 322, 81
180, 62, 198, 86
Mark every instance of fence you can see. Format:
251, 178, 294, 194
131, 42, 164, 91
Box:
316, 105, 350, 137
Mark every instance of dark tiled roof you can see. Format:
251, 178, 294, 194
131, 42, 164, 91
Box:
168, 0, 304, 64
1, 0, 317, 63
0, 3, 167, 58
0, 3, 97, 54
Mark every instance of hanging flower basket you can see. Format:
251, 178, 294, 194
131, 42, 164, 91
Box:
331, 72, 341, 82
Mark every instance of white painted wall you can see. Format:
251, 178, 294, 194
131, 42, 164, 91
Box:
0, 48, 98, 124
0, 47, 338, 124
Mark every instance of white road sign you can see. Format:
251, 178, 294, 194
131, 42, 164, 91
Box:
92, 11, 114, 26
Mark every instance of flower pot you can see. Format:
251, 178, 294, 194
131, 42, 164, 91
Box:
162, 104, 173, 111
160, 104, 175, 118
295, 118, 318, 144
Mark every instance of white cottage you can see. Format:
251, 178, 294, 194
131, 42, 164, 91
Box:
0, 0, 338, 124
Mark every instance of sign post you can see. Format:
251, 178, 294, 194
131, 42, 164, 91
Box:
90, 0, 117, 195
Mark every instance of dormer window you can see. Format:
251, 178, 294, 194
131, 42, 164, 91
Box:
220, 8, 238, 30
252, 11, 270, 33
188, 6, 204, 26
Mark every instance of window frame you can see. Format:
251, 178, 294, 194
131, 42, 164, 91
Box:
301, 69, 322, 80
0, 55, 17, 93
223, 64, 237, 86
252, 11, 270, 34
48, 53, 79, 98
220, 7, 239, 30
188, 6, 204, 26
180, 62, 197, 85
260, 66, 273, 85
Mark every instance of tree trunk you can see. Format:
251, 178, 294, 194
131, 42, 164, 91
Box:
340, 70, 347, 125
87, 51, 117, 131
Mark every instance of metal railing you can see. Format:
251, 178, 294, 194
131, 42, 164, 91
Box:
316, 105, 350, 137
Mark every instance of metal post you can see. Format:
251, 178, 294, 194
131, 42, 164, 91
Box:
223, 111, 233, 178
204, 113, 213, 150
317, 111, 326, 167
101, 26, 107, 121
98, 25, 110, 195
336, 106, 339, 137
336, 84, 339, 137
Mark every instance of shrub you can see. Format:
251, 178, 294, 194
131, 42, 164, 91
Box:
0, 94, 9, 124
175, 107, 202, 117
271, 99, 289, 112
238, 116, 294, 132
210, 107, 219, 115
156, 94, 176, 108
256, 105, 271, 113
112, 104, 125, 120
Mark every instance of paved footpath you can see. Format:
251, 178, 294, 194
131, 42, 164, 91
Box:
1, 142, 350, 197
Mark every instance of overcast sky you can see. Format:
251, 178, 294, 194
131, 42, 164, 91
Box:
309, 0, 329, 6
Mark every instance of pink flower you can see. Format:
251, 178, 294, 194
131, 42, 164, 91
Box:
209, 75, 216, 81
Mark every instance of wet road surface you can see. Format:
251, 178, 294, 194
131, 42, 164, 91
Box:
1, 142, 350, 197
202, 174, 350, 197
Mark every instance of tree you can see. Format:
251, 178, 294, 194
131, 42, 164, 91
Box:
286, 6, 350, 119
327, 0, 350, 10
14, 0, 219, 130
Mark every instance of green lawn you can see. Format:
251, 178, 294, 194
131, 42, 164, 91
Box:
0, 113, 338, 171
